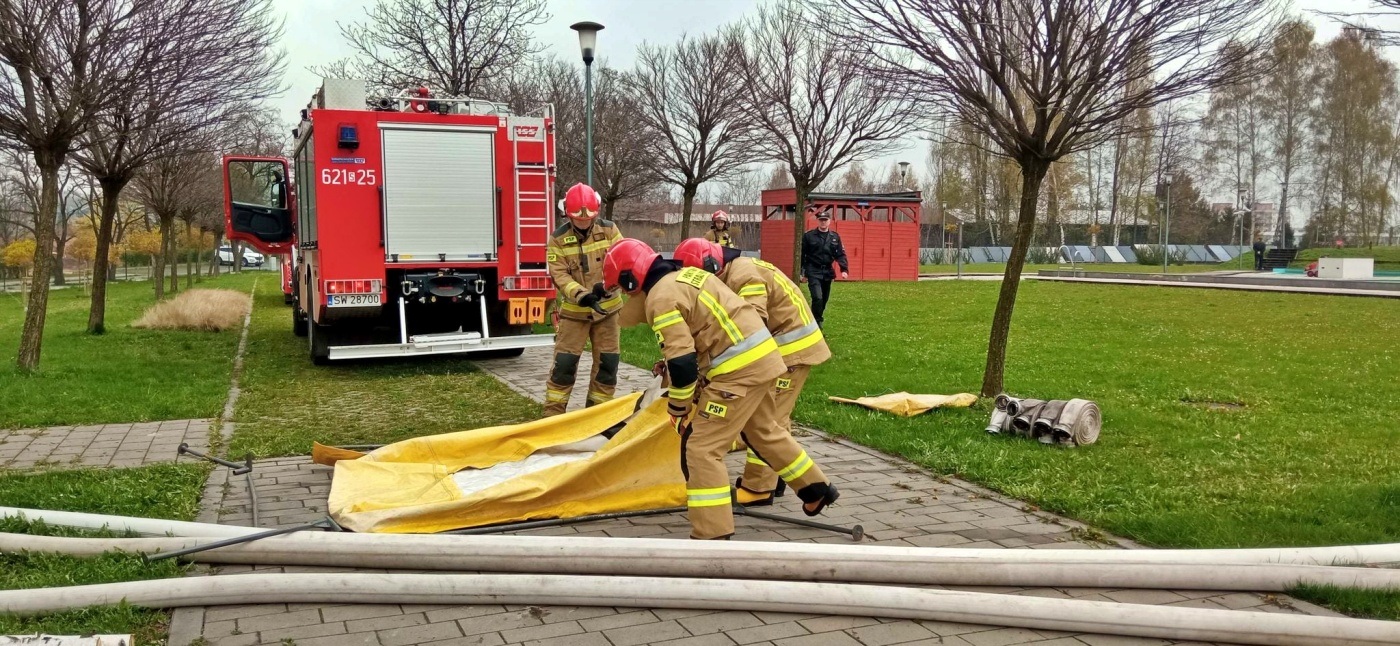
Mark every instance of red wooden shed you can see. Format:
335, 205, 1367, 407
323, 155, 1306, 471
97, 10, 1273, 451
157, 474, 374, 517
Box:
759, 189, 922, 281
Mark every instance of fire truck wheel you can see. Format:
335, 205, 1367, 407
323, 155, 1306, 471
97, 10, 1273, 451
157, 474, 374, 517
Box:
309, 321, 332, 365
292, 307, 308, 337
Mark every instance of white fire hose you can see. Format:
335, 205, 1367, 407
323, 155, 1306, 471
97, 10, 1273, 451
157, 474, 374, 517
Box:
3, 531, 1400, 592
1, 573, 1398, 646
5, 507, 1400, 645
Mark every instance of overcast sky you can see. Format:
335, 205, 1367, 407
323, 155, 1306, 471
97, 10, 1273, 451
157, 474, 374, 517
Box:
274, 0, 1400, 209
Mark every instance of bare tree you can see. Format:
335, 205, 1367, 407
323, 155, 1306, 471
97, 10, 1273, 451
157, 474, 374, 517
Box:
0, 0, 136, 370
1259, 19, 1317, 248
836, 0, 1279, 396
327, 0, 548, 98
626, 33, 753, 239
730, 0, 918, 271
75, 0, 283, 333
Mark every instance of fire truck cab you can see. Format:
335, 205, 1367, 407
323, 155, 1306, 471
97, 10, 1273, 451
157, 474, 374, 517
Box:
224, 79, 557, 364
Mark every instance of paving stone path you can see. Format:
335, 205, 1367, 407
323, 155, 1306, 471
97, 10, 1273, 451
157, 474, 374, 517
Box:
167, 347, 1334, 646
0, 419, 211, 470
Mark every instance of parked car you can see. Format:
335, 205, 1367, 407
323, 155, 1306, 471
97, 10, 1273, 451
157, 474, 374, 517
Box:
217, 246, 264, 267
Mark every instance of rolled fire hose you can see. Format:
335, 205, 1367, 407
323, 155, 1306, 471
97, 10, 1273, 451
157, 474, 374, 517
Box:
4, 531, 1399, 592
5, 507, 1400, 567
989, 396, 1101, 446
1, 573, 1397, 645
1055, 398, 1102, 445
1010, 398, 1047, 434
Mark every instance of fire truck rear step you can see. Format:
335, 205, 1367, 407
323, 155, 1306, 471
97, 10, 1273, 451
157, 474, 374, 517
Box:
327, 333, 555, 360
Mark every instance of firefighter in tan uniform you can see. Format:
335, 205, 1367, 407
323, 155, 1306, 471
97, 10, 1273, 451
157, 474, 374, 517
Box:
674, 237, 831, 507
603, 238, 839, 540
543, 184, 625, 417
703, 210, 736, 247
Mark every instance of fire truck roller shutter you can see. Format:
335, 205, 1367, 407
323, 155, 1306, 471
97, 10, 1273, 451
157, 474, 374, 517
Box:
381, 126, 497, 261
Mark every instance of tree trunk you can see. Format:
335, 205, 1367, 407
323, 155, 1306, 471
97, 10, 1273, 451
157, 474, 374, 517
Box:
210, 231, 222, 276
186, 249, 193, 288
679, 185, 698, 241
17, 161, 61, 372
980, 160, 1048, 397
87, 179, 126, 334
154, 218, 169, 300
792, 177, 811, 274
168, 236, 179, 294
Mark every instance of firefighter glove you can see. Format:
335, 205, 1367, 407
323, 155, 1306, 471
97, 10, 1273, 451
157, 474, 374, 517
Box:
668, 401, 692, 435
578, 291, 602, 311
651, 360, 667, 377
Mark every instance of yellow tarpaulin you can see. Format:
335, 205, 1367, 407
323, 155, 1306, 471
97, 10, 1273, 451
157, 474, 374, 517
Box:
327, 393, 686, 533
829, 392, 979, 417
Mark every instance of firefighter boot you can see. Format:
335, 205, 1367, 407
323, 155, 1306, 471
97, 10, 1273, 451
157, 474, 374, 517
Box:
798, 482, 840, 517
734, 475, 786, 507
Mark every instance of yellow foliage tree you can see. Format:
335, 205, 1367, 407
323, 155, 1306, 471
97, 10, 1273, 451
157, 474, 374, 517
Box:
126, 229, 163, 258
3, 238, 36, 271
3, 238, 38, 293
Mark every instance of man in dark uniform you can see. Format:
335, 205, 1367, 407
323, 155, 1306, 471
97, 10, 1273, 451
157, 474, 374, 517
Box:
799, 213, 848, 327
1252, 237, 1266, 271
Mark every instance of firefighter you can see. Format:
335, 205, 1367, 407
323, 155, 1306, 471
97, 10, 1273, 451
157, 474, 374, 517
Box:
703, 210, 736, 248
673, 237, 830, 507
543, 183, 625, 417
603, 238, 839, 540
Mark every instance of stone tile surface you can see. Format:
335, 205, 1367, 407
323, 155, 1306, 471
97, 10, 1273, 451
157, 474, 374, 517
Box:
0, 418, 211, 470
168, 348, 1333, 646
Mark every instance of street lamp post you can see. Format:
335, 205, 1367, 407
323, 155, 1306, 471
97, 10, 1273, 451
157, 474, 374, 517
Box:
1162, 173, 1173, 274
570, 21, 604, 186
898, 161, 910, 189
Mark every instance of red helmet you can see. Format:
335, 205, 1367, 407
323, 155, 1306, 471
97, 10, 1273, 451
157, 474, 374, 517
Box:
603, 238, 660, 294
563, 183, 601, 219
711, 210, 730, 224
673, 237, 724, 274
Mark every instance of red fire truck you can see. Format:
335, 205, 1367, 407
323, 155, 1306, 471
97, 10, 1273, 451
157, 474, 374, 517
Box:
224, 79, 557, 363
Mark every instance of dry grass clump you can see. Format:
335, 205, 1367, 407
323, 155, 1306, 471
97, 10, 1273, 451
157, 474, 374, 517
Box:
132, 289, 251, 332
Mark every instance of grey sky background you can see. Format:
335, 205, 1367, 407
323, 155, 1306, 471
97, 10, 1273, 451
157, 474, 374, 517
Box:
274, 0, 1400, 212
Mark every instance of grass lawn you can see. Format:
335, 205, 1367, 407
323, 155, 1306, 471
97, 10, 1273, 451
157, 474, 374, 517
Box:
1292, 247, 1400, 272
0, 463, 208, 642
229, 285, 541, 458
919, 262, 1236, 274
0, 273, 258, 430
620, 281, 1399, 550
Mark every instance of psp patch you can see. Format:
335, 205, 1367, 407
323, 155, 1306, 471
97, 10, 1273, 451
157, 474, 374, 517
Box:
547, 251, 558, 262
776, 377, 792, 390
703, 401, 728, 418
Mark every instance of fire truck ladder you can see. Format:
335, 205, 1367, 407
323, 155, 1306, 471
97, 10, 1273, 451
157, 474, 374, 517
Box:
513, 118, 553, 276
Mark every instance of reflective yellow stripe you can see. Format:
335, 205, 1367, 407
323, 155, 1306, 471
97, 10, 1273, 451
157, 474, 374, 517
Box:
774, 274, 812, 325
745, 450, 768, 466
669, 382, 696, 400
777, 451, 814, 481
560, 301, 595, 313
687, 486, 732, 508
545, 388, 570, 403
738, 283, 767, 297
696, 291, 742, 344
599, 294, 623, 310
563, 281, 584, 297
775, 321, 823, 356
651, 309, 683, 331
582, 239, 613, 254
587, 390, 613, 404
708, 332, 777, 378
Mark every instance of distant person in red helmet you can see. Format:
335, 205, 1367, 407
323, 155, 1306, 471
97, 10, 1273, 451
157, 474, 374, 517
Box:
674, 237, 830, 508
703, 210, 736, 248
604, 238, 838, 540
542, 183, 624, 417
